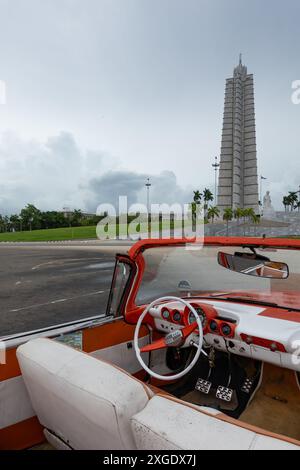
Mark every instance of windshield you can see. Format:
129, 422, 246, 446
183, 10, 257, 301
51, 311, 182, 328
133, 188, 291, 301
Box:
136, 245, 300, 309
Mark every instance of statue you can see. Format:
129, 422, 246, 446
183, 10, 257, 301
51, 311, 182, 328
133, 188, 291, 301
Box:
263, 191, 273, 209
263, 191, 276, 218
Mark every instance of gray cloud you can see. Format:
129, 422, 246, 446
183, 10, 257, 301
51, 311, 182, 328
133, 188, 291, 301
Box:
86, 169, 192, 211
0, 1, 299, 210
0, 131, 104, 214
0, 131, 193, 215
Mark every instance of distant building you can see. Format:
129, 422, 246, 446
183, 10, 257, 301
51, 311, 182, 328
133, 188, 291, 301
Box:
61, 208, 95, 218
218, 56, 259, 212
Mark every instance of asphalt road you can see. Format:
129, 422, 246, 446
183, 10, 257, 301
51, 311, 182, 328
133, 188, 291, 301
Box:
0, 242, 131, 337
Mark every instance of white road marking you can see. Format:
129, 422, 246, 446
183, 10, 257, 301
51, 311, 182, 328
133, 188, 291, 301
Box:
9, 290, 106, 313
31, 257, 105, 270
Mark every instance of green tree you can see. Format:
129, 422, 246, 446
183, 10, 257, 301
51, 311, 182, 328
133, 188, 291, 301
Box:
203, 188, 214, 219
239, 208, 249, 236
239, 208, 260, 235
288, 192, 298, 212
3, 215, 9, 232
71, 209, 83, 227
193, 190, 202, 204
9, 214, 20, 232
20, 204, 42, 231
190, 190, 202, 224
207, 206, 220, 224
223, 208, 233, 236
282, 196, 290, 212
234, 207, 244, 223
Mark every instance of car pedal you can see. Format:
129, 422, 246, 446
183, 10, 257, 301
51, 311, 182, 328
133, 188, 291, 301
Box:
195, 378, 212, 395
216, 386, 234, 402
241, 377, 255, 394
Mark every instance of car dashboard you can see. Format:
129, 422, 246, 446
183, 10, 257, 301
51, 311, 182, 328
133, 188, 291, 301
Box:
149, 299, 300, 373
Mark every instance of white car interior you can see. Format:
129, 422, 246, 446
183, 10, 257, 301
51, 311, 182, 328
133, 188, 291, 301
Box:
17, 338, 300, 450
17, 338, 151, 450
3, 241, 300, 450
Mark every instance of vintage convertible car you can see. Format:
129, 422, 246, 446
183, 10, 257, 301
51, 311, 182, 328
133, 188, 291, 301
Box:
1, 237, 300, 450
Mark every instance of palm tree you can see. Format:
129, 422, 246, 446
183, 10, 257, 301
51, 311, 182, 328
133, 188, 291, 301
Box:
282, 196, 290, 212
288, 192, 298, 212
223, 208, 233, 236
239, 208, 246, 235
245, 208, 256, 221
203, 188, 214, 219
203, 188, 213, 205
234, 207, 244, 224
240, 208, 260, 235
193, 190, 202, 204
190, 190, 202, 224
207, 206, 220, 224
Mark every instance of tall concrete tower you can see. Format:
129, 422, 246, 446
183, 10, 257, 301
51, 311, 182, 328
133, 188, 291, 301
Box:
217, 56, 259, 212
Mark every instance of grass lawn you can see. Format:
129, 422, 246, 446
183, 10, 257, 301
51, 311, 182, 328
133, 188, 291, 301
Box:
0, 219, 192, 242
0, 226, 99, 242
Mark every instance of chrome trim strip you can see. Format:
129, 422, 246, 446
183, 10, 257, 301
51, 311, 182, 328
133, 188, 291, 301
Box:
2, 315, 122, 349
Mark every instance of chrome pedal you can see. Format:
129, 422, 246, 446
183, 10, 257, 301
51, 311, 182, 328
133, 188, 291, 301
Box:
241, 377, 255, 394
195, 378, 212, 395
216, 386, 234, 402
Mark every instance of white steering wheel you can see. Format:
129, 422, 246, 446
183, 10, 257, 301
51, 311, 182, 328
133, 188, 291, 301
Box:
134, 296, 204, 382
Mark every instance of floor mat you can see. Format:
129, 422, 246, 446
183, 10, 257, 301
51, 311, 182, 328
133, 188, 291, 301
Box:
239, 363, 300, 441
182, 389, 239, 412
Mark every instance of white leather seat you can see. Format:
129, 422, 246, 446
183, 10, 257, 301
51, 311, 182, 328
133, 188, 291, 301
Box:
17, 338, 151, 450
131, 395, 300, 450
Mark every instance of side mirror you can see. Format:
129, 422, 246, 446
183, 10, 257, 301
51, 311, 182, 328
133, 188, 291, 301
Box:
218, 251, 289, 280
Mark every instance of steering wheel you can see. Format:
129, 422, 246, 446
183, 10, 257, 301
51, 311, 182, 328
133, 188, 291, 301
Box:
134, 296, 204, 382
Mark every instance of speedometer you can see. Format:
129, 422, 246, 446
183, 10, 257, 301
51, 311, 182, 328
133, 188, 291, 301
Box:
172, 310, 182, 323
189, 307, 207, 328
162, 309, 170, 320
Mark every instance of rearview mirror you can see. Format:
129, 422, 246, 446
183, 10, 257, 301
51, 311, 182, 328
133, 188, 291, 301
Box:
218, 251, 289, 279
178, 280, 192, 294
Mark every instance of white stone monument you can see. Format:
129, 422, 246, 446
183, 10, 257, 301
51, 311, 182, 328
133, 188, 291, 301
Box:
263, 191, 276, 219
217, 55, 259, 213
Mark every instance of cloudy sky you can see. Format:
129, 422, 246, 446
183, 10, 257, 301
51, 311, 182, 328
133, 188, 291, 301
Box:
0, 0, 300, 213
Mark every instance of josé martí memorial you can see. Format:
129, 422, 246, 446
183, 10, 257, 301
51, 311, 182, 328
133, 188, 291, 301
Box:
206, 57, 300, 237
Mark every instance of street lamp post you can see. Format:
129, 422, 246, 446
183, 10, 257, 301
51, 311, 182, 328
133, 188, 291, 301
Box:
145, 178, 151, 214
260, 175, 267, 215
145, 178, 152, 237
212, 156, 220, 204
295, 185, 300, 212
